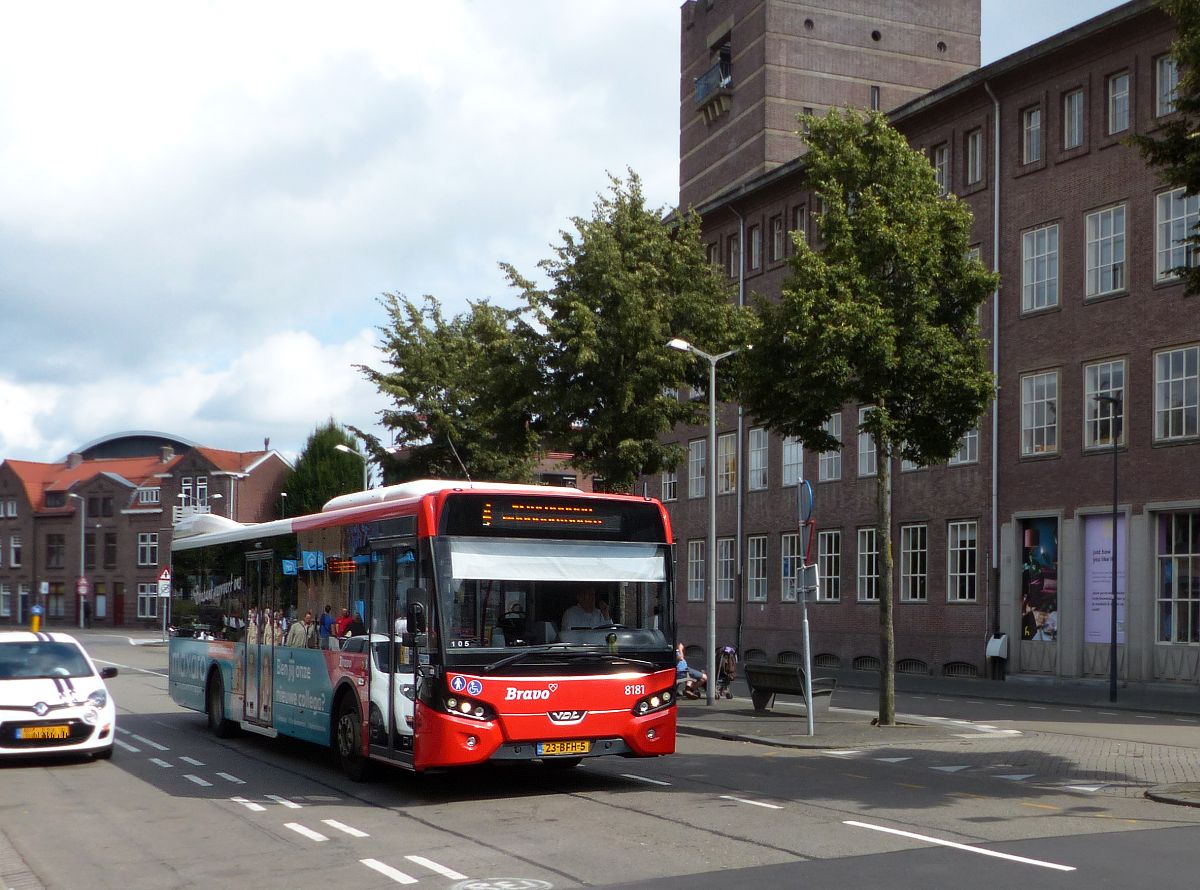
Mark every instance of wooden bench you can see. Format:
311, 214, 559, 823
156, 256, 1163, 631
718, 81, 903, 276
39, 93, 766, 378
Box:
743, 662, 837, 714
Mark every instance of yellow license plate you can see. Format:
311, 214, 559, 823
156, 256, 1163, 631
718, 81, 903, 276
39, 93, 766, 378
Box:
19, 725, 70, 740
537, 740, 590, 756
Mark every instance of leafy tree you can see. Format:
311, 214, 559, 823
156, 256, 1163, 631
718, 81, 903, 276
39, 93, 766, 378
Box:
355, 296, 542, 483
280, 419, 368, 518
505, 170, 747, 492
739, 109, 997, 725
1133, 0, 1200, 295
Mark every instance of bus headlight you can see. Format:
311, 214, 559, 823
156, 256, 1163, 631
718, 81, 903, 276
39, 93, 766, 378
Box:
631, 688, 675, 717
441, 695, 494, 722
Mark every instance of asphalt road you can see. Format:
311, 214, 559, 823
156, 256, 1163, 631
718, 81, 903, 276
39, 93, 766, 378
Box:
3, 634, 1199, 889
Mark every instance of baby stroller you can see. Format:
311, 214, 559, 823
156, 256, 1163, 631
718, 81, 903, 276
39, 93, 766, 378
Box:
716, 646, 737, 699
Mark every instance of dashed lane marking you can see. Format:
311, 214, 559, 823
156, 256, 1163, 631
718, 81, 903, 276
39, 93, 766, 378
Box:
322, 820, 369, 838
844, 820, 1075, 872
822, 750, 862, 757
930, 766, 971, 773
404, 856, 468, 880
180, 756, 204, 766
114, 739, 140, 753
1063, 784, 1107, 793
131, 734, 169, 751
266, 795, 302, 809
217, 772, 245, 784
361, 859, 418, 884
1021, 802, 1060, 811
876, 757, 911, 763
719, 795, 784, 810
184, 774, 212, 787
150, 758, 173, 768
231, 797, 266, 812
284, 823, 327, 842
620, 774, 672, 786
997, 774, 1036, 782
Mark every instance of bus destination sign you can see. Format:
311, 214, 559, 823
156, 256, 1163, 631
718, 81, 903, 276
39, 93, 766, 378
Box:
481, 499, 621, 532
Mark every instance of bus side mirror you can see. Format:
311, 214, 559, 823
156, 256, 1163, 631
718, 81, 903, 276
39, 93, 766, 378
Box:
406, 587, 428, 635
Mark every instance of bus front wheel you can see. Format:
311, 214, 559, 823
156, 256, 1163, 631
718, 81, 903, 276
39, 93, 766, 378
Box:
334, 696, 372, 782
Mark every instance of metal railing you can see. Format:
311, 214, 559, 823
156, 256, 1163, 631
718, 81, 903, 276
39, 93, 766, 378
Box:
694, 60, 732, 106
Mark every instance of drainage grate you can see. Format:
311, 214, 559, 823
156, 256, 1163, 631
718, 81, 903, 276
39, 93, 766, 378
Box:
853, 655, 881, 672
813, 653, 841, 669
942, 661, 979, 679
896, 658, 929, 676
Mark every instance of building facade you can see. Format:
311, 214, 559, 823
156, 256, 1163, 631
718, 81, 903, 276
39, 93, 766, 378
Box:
663, 0, 1200, 687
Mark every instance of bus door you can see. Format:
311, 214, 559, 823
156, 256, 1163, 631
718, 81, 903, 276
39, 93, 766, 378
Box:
243, 551, 277, 726
366, 539, 418, 764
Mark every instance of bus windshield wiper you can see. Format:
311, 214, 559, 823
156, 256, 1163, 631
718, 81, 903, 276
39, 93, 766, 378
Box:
482, 644, 591, 673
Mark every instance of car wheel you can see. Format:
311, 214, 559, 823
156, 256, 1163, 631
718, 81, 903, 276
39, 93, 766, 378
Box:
333, 696, 372, 782
207, 671, 237, 738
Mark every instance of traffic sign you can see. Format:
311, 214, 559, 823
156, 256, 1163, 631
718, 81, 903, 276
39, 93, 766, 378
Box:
158, 566, 172, 582
76, 576, 89, 598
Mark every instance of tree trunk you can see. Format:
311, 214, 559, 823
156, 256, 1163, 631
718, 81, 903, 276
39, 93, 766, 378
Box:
877, 440, 895, 725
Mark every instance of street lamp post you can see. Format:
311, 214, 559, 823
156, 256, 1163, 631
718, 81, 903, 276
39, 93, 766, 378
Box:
668, 337, 739, 706
67, 493, 86, 629
280, 492, 288, 518
335, 444, 371, 492
1095, 393, 1122, 703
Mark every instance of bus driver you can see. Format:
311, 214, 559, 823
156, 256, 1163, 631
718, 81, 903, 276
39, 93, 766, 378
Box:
561, 585, 609, 630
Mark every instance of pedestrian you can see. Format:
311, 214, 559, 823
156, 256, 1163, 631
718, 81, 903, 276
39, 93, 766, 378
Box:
286, 611, 318, 648
346, 611, 367, 637
318, 604, 334, 649
334, 608, 352, 638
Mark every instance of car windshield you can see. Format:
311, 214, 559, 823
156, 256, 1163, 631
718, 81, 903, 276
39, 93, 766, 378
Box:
371, 641, 409, 673
0, 642, 94, 679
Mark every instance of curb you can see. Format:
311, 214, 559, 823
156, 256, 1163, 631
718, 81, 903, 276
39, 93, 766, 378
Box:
1145, 784, 1200, 808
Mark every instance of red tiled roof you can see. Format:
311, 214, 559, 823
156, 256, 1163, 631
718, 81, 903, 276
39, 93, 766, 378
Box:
3, 455, 182, 512
191, 447, 270, 473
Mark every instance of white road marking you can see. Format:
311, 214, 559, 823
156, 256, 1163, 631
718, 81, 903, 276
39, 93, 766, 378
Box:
184, 774, 212, 787
876, 757, 911, 763
113, 739, 140, 753
844, 820, 1075, 872
231, 797, 266, 812
180, 756, 204, 766
217, 772, 245, 784
131, 734, 169, 751
1063, 784, 1106, 793
93, 658, 168, 678
149, 758, 173, 768
361, 859, 418, 884
1135, 715, 1158, 720
1028, 706, 1047, 711
322, 820, 369, 838
284, 823, 327, 842
822, 750, 861, 757
266, 795, 302, 809
720, 795, 783, 810
621, 773, 672, 786
1098, 712, 1118, 716
965, 700, 984, 705
996, 703, 1016, 708
405, 855, 468, 880
1061, 708, 1081, 713
997, 774, 1035, 781
930, 766, 971, 773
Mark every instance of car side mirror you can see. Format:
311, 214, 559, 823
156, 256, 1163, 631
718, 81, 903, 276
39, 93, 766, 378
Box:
100, 666, 118, 679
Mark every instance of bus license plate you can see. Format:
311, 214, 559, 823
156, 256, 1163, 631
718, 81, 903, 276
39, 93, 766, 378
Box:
19, 725, 70, 740
537, 740, 590, 756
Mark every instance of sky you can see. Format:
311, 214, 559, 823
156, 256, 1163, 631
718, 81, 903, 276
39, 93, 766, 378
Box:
0, 0, 1131, 467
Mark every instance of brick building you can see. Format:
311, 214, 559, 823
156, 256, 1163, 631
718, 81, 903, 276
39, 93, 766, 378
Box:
0, 432, 288, 628
662, 0, 1200, 687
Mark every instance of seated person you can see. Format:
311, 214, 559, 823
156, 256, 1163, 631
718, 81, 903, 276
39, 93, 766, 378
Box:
561, 585, 609, 630
675, 643, 707, 698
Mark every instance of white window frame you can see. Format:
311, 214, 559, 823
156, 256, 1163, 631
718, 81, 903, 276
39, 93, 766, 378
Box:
687, 540, 705, 602
180, 476, 193, 505
726, 234, 740, 279
966, 129, 983, 185
716, 537, 735, 602
1108, 72, 1130, 134
748, 427, 768, 490
137, 582, 158, 619
781, 532, 800, 603
10, 535, 21, 568
900, 524, 928, 602
1156, 188, 1200, 282
857, 407, 877, 477
1155, 345, 1200, 442
1021, 370, 1059, 456
1157, 511, 1200, 643
948, 429, 979, 465
717, 432, 737, 494
819, 414, 842, 481
1022, 106, 1041, 164
1158, 55, 1180, 117
782, 437, 804, 486
0, 583, 9, 618
661, 469, 677, 502
857, 528, 878, 602
747, 535, 767, 602
137, 487, 161, 505
688, 439, 706, 499
947, 520, 978, 602
1022, 223, 1059, 312
4, 498, 15, 518
1086, 204, 1126, 297
748, 224, 762, 271
770, 215, 785, 262
818, 530, 841, 602
1064, 88, 1084, 149
137, 532, 159, 567
1084, 359, 1126, 449
932, 143, 949, 196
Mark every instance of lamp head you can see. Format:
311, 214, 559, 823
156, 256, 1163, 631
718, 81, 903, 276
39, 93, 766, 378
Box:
667, 338, 692, 353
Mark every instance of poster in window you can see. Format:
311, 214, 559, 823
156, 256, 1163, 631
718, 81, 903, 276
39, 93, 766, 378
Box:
1020, 518, 1058, 642
1084, 514, 1126, 644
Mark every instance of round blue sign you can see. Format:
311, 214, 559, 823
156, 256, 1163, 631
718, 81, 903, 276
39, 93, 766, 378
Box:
31, 605, 44, 616
467, 679, 483, 696
450, 675, 466, 692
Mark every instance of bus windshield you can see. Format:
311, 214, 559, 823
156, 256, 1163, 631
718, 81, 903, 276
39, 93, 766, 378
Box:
434, 538, 670, 651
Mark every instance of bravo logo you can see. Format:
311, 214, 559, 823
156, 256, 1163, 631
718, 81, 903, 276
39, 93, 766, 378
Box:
504, 687, 552, 701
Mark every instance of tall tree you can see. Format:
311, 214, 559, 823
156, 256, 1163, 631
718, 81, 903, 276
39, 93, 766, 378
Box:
281, 419, 369, 518
506, 170, 747, 492
739, 109, 997, 725
1134, 0, 1200, 295
355, 295, 542, 483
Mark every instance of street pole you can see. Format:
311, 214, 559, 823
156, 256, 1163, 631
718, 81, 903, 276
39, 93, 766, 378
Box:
68, 493, 85, 630
1096, 394, 1121, 703
335, 443, 370, 492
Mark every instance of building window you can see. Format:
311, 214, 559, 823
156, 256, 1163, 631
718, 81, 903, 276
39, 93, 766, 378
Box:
857, 406, 877, 477
1155, 345, 1200, 442
748, 427, 768, 490
1108, 72, 1130, 134
707, 241, 720, 266
138, 532, 159, 567
1084, 360, 1126, 448
948, 429, 979, 465
137, 487, 160, 505
782, 437, 804, 486
748, 224, 762, 270
196, 477, 209, 508
900, 524, 928, 602
661, 469, 677, 502
138, 583, 158, 619
104, 532, 118, 569
790, 205, 807, 250
1021, 370, 1059, 455
46, 533, 65, 570
48, 584, 64, 618
10, 535, 21, 568
4, 498, 16, 517
819, 414, 842, 481
717, 432, 737, 494
870, 85, 880, 110
1022, 223, 1059, 311
1022, 107, 1041, 164
85, 532, 97, 571
932, 143, 949, 195
688, 439, 706, 498
0, 583, 9, 618
1158, 55, 1180, 117
1086, 205, 1126, 297
947, 520, 978, 601
770, 215, 785, 263
781, 532, 800, 603
1064, 88, 1084, 149
726, 234, 740, 278
857, 528, 878, 602
687, 540, 705, 602
181, 476, 193, 505
1157, 511, 1200, 643
818, 530, 841, 601
717, 537, 735, 602
1156, 188, 1200, 282
966, 128, 983, 185
747, 535, 767, 602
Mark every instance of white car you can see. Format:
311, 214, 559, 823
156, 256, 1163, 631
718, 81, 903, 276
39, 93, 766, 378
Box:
0, 631, 118, 760
338, 634, 414, 747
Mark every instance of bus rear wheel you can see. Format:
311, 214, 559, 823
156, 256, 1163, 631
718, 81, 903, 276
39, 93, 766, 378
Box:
334, 696, 372, 782
207, 671, 236, 738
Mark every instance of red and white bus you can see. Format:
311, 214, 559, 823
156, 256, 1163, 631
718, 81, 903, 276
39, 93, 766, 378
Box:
168, 480, 678, 777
